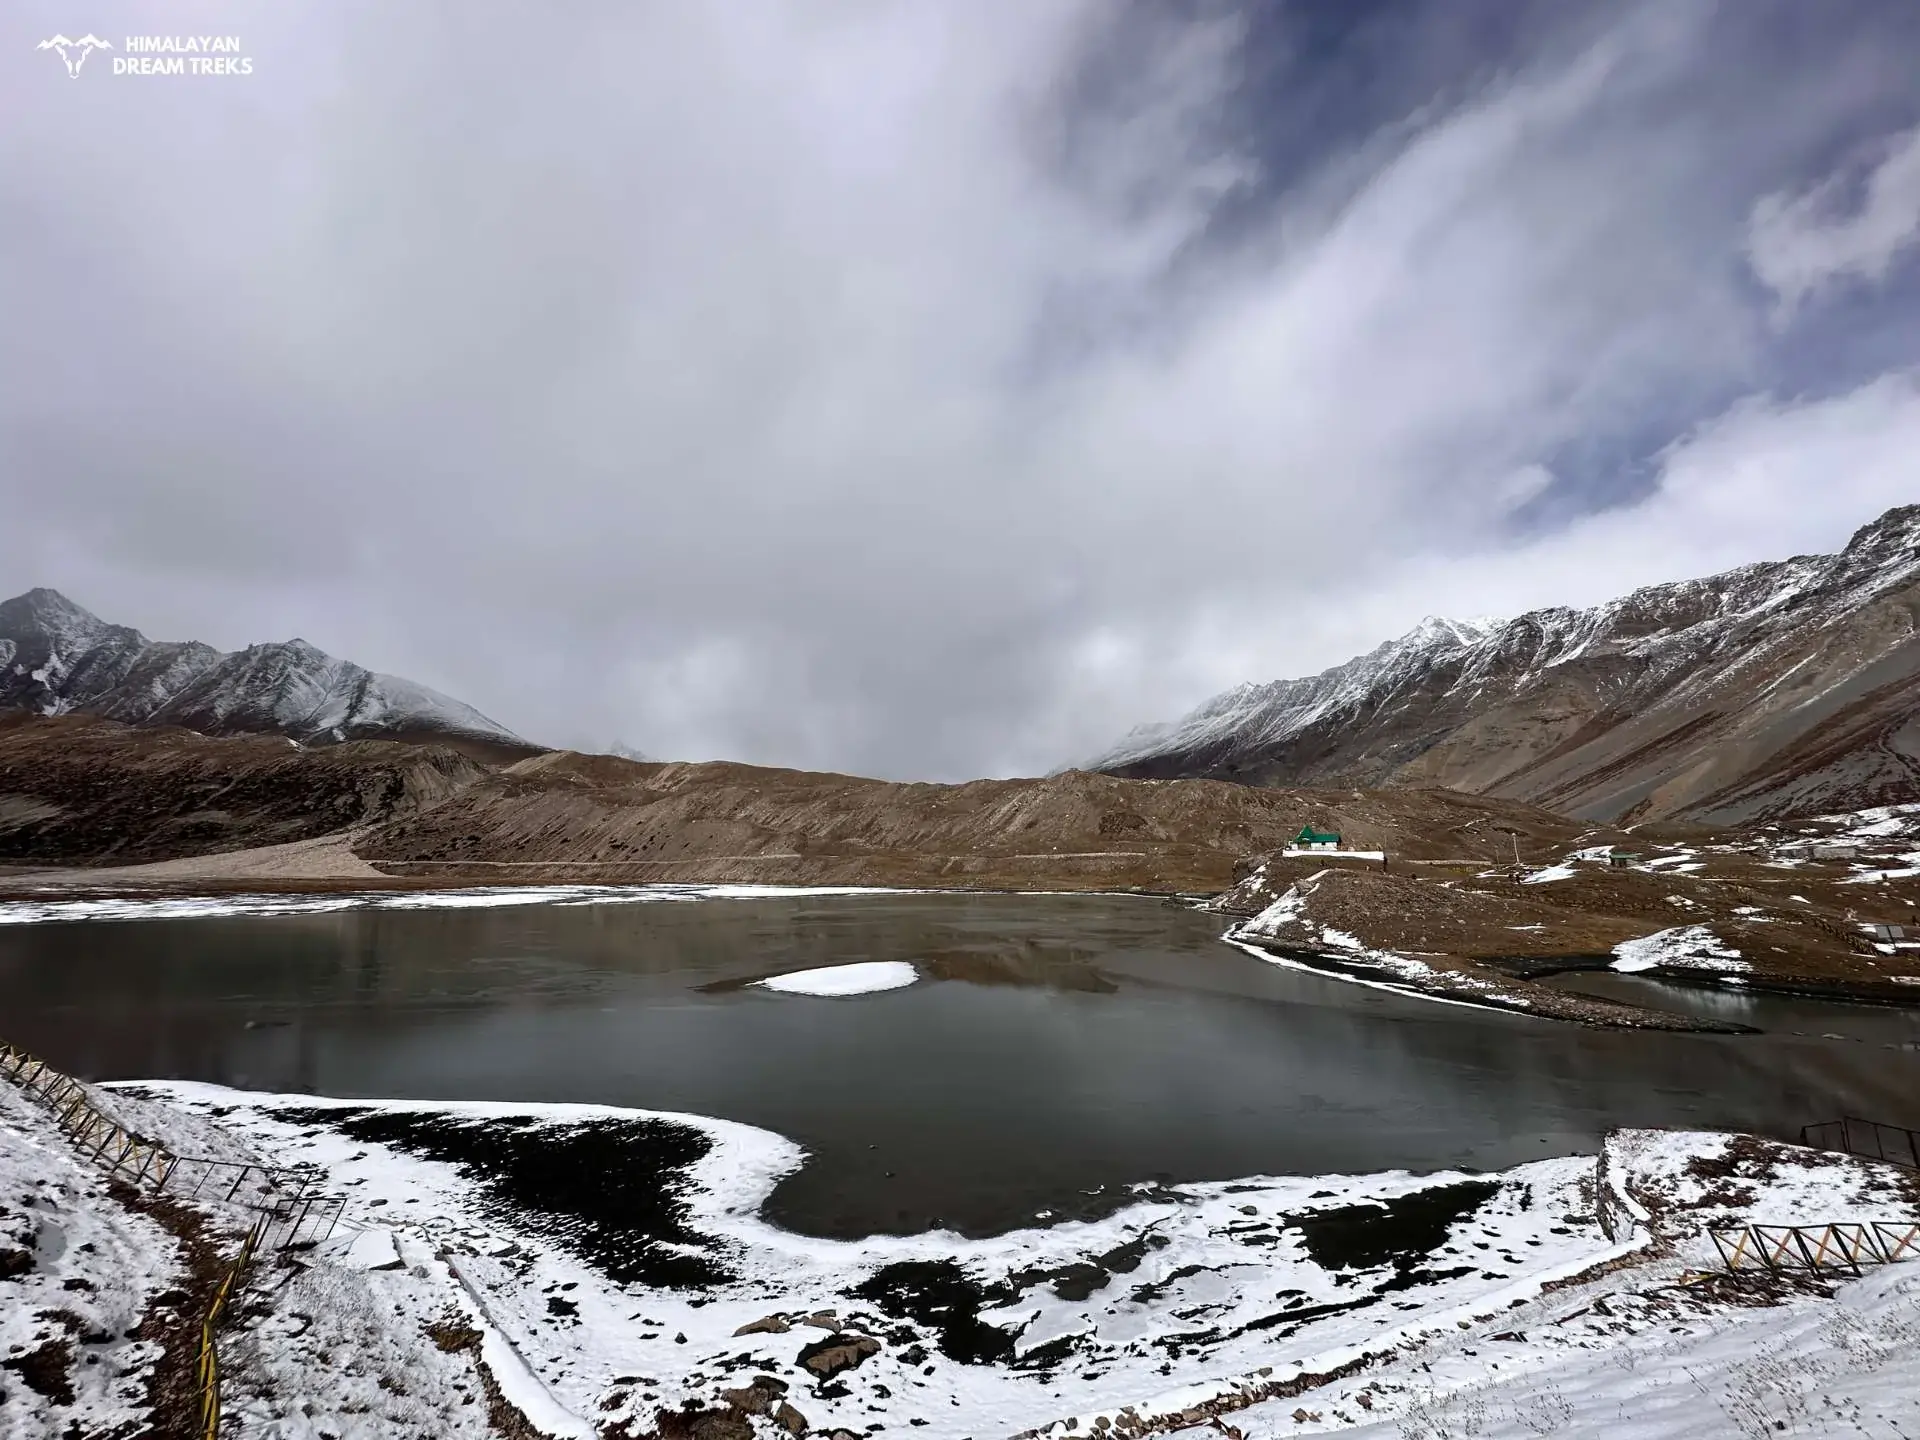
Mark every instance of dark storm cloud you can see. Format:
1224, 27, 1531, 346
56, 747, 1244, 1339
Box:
6, 0, 1920, 777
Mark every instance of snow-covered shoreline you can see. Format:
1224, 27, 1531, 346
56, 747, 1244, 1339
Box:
0, 881, 1194, 927
5, 1073, 1918, 1439
111, 1082, 1625, 1438
0, 881, 924, 926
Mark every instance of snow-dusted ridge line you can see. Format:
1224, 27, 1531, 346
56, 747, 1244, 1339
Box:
1086, 615, 1504, 770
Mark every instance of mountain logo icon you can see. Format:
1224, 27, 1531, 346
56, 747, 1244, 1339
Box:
37, 34, 112, 78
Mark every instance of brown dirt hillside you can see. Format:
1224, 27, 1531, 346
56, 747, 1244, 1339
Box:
0, 713, 488, 866
355, 754, 1621, 892
1220, 835, 1920, 1017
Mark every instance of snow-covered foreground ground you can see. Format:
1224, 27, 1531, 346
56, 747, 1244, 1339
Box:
1189, 1259, 1920, 1439
0, 1085, 182, 1438
1176, 1133, 1920, 1438
4, 1076, 1918, 1439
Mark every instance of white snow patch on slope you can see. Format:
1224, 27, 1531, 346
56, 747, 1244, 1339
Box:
1520, 863, 1577, 883
757, 960, 918, 996
1183, 1260, 1920, 1440
1611, 925, 1748, 973
1228, 878, 1526, 1013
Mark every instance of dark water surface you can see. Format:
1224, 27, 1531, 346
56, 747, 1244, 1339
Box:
4, 891, 1919, 1238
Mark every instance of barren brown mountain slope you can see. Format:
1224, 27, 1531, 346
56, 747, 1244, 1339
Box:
354, 749, 1615, 892
1218, 823, 1920, 1023
0, 713, 487, 866
0, 715, 1616, 892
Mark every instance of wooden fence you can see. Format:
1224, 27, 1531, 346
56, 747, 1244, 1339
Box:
1710, 1220, 1920, 1275
197, 1217, 264, 1440
1801, 1116, 1920, 1171
1, 1042, 334, 1229
3, 1041, 347, 1436
0, 1043, 176, 1184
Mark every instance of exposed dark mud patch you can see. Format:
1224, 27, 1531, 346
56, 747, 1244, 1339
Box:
849, 1260, 1017, 1365
1287, 1180, 1500, 1278
1232, 1295, 1374, 1337
1, 1335, 76, 1404
275, 1106, 727, 1288
1009, 1232, 1162, 1302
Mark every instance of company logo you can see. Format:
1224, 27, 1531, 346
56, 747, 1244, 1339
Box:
37, 33, 112, 78
35, 33, 254, 79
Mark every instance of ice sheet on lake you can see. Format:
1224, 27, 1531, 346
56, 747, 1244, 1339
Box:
0, 882, 917, 926
757, 960, 919, 996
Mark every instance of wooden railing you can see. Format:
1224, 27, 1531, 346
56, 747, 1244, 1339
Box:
1710, 1220, 1920, 1275
0, 1043, 176, 1184
3, 1041, 348, 1436
1801, 1116, 1920, 1171
196, 1217, 264, 1439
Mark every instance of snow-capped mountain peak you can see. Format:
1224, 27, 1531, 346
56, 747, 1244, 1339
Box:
0, 589, 533, 754
1089, 504, 1920, 824
1089, 612, 1500, 773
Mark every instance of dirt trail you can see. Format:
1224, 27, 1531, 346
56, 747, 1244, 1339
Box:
7, 830, 390, 888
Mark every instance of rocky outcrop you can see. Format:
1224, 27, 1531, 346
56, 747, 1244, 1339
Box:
796, 1333, 881, 1380
1092, 506, 1920, 823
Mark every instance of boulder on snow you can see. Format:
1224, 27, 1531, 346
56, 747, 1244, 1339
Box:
796, 1332, 881, 1379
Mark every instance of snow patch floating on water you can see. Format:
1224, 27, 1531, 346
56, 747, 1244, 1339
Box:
756, 961, 919, 996
0, 883, 918, 927
1611, 925, 1748, 974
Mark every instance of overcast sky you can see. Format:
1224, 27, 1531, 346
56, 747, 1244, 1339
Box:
7, 0, 1920, 778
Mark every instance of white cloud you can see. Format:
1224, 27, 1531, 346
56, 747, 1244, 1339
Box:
1748, 123, 1920, 313
5, 1, 1918, 780
1136, 372, 1920, 716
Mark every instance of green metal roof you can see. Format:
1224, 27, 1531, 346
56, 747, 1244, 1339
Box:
1294, 826, 1341, 844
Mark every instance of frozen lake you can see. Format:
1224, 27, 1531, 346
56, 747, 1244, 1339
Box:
3, 889, 1918, 1237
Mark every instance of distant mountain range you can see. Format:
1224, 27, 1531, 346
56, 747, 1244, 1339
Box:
1090, 505, 1920, 824
0, 588, 534, 758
